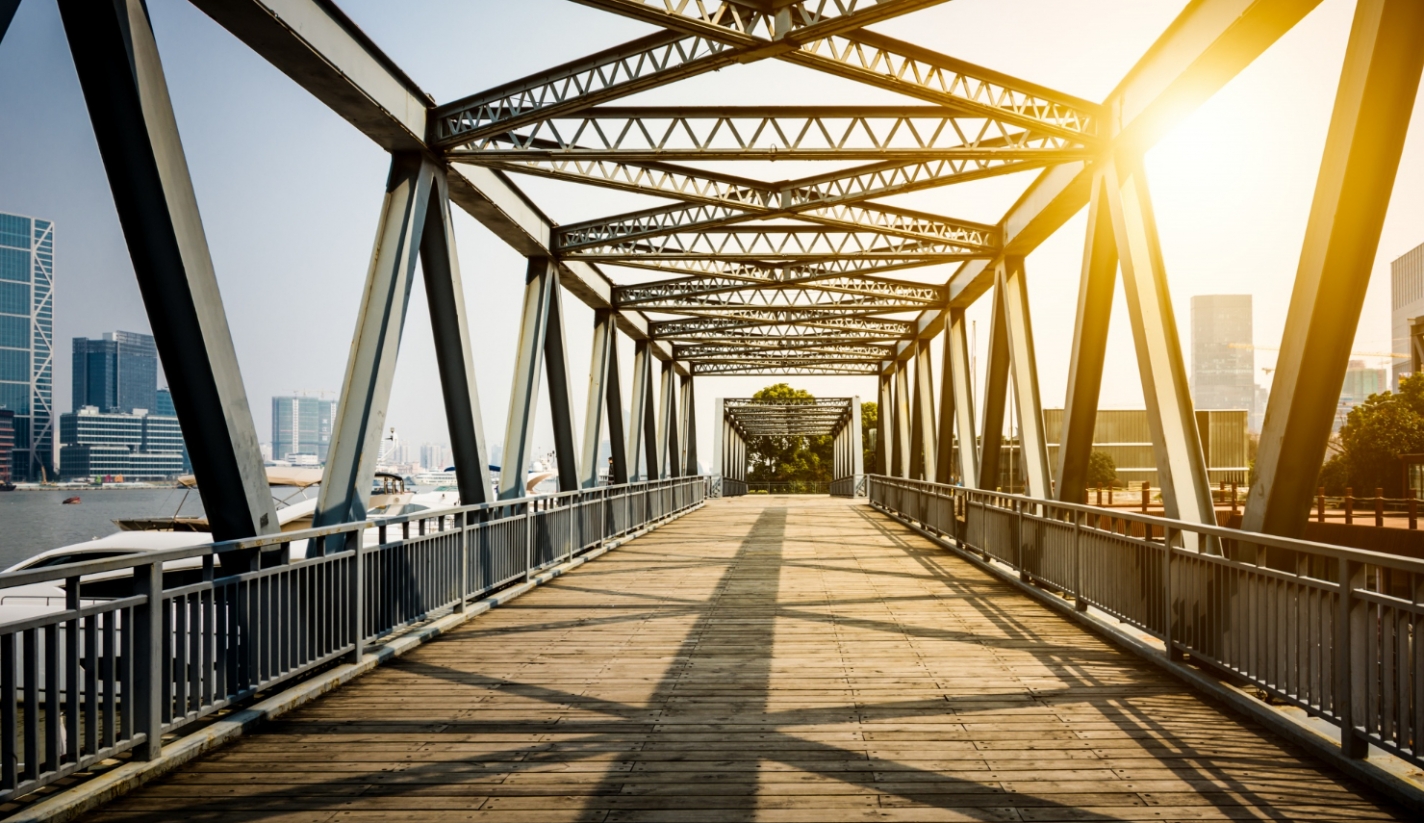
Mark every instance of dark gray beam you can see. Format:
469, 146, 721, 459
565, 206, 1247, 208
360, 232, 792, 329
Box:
605, 324, 629, 485
544, 269, 580, 493
977, 280, 1011, 491
61, 0, 277, 542
500, 258, 557, 498
0, 0, 19, 44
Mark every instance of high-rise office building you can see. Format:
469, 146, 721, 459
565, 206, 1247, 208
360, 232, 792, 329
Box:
58, 406, 185, 480
1191, 295, 1255, 414
155, 387, 175, 416
1392, 242, 1424, 387
0, 409, 14, 486
0, 212, 54, 481
73, 331, 158, 414
420, 443, 448, 471
272, 395, 335, 462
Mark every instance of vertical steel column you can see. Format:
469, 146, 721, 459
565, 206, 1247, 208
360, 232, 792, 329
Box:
499, 258, 556, 499
626, 341, 652, 481
680, 375, 697, 475
910, 337, 936, 481
978, 282, 1011, 491
1104, 159, 1215, 530
581, 310, 615, 488
1055, 174, 1117, 504
60, 0, 277, 542
935, 327, 956, 485
605, 331, 628, 485
543, 272, 580, 492
892, 360, 911, 478
1246, 0, 1424, 537
711, 397, 725, 488
657, 362, 679, 478
850, 395, 865, 484
948, 309, 979, 489
1000, 258, 1052, 499
422, 169, 492, 506
876, 372, 893, 475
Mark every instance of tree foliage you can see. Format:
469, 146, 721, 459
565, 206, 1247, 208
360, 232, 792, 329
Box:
1086, 450, 1118, 488
861, 401, 878, 472
1318, 371, 1424, 497
746, 384, 834, 482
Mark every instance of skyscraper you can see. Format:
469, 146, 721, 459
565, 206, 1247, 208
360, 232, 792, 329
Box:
1191, 295, 1255, 414
1392, 241, 1424, 387
72, 331, 158, 413
0, 212, 54, 481
272, 395, 336, 462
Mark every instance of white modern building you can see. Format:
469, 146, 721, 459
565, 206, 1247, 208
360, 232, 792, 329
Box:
1392, 241, 1424, 387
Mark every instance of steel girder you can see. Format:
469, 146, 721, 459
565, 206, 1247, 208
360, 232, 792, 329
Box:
616, 274, 945, 307
723, 397, 856, 438
445, 106, 1090, 163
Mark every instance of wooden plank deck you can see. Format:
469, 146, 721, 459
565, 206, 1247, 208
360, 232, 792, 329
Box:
86, 496, 1406, 821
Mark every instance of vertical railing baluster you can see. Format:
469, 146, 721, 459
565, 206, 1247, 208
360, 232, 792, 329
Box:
65, 577, 81, 764
1338, 558, 1367, 758
134, 562, 163, 760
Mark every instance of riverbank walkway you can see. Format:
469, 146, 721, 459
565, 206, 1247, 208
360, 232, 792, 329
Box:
86, 496, 1406, 821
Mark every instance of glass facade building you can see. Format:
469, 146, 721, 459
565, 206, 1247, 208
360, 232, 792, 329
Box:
59, 406, 185, 480
73, 331, 158, 413
1190, 295, 1256, 416
0, 409, 13, 485
272, 396, 335, 462
0, 212, 54, 481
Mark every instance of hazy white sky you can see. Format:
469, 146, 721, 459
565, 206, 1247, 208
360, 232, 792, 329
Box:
1, 0, 1421, 467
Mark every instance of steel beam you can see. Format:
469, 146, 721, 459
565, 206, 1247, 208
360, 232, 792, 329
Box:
60, 0, 277, 542
892, 360, 912, 478
909, 337, 936, 481
316, 153, 433, 533
947, 308, 979, 489
657, 361, 679, 478
627, 340, 657, 480
581, 310, 616, 488
422, 165, 494, 505
680, 374, 697, 475
605, 327, 629, 485
977, 282, 1011, 491
0, 0, 18, 44
875, 373, 892, 475
1054, 173, 1117, 504
999, 258, 1051, 499
1245, 0, 1424, 538
500, 258, 557, 498
544, 271, 581, 492
1104, 159, 1214, 530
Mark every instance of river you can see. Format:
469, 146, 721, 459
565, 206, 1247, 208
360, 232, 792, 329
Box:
0, 488, 206, 570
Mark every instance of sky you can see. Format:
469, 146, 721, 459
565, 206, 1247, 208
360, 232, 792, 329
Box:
1, 0, 1422, 471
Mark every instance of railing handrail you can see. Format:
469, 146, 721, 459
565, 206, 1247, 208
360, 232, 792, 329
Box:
0, 475, 709, 593
870, 474, 1424, 575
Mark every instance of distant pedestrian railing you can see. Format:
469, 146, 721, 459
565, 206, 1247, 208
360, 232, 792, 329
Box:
746, 481, 829, 495
870, 475, 1424, 772
830, 475, 866, 498
0, 476, 706, 802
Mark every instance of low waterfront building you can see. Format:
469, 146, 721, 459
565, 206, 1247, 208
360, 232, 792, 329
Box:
1043, 408, 1251, 487
58, 406, 184, 480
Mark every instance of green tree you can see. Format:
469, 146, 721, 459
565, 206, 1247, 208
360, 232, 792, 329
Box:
861, 401, 878, 472
746, 384, 834, 483
1086, 450, 1117, 488
1317, 371, 1424, 497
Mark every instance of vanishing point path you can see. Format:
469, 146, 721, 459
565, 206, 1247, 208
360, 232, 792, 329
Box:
89, 497, 1405, 822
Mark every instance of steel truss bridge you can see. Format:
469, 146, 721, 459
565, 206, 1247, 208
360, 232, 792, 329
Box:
2, 0, 1424, 818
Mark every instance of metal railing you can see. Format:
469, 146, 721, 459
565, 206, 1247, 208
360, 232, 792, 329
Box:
0, 476, 706, 801
830, 475, 866, 497
745, 481, 830, 494
722, 478, 747, 497
870, 475, 1424, 771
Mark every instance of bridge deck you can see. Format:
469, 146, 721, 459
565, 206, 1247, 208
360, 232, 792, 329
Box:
89, 497, 1404, 822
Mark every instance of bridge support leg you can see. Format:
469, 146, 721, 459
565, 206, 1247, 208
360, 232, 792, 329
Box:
680, 375, 697, 475
892, 360, 911, 478
60, 0, 277, 543
657, 362, 679, 478
935, 327, 957, 485
423, 170, 492, 506
605, 328, 628, 486
0, 0, 18, 45
543, 272, 580, 492
948, 309, 980, 489
876, 373, 893, 475
850, 396, 865, 494
627, 341, 658, 481
1000, 258, 1052, 500
978, 281, 1011, 491
1104, 159, 1216, 538
581, 310, 616, 489
1055, 176, 1118, 505
499, 258, 556, 499
316, 153, 438, 533
910, 338, 936, 481
1245, 0, 1424, 540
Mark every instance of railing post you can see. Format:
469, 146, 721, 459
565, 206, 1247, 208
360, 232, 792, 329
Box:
1374, 488, 1383, 527
1410, 496, 1417, 530
1318, 487, 1326, 523
1164, 527, 1181, 661
457, 511, 469, 613
347, 530, 364, 664
1345, 488, 1354, 525
1073, 509, 1086, 612
133, 561, 163, 760
525, 500, 535, 581
1336, 557, 1368, 758
1015, 499, 1029, 582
